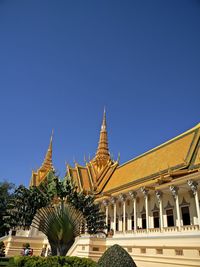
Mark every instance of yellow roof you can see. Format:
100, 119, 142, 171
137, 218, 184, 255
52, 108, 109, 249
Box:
103, 123, 200, 193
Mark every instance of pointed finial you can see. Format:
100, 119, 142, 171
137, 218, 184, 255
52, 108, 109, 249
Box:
51, 129, 54, 140
101, 107, 107, 131
84, 154, 87, 164
117, 152, 120, 162
41, 132, 54, 170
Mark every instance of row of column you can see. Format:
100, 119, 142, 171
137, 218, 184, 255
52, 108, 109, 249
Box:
102, 180, 200, 233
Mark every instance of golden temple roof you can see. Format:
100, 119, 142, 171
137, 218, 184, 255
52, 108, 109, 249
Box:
67, 109, 118, 193
102, 123, 200, 193
30, 132, 54, 187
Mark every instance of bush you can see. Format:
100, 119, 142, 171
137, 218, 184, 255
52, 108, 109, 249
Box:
8, 256, 98, 267
98, 244, 136, 267
0, 242, 5, 257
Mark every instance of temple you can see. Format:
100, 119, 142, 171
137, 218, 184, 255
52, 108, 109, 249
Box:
2, 111, 200, 267
67, 109, 118, 194
66, 112, 200, 267
30, 131, 54, 187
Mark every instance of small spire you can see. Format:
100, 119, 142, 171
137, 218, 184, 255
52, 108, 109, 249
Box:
41, 131, 53, 170
93, 108, 111, 165
101, 107, 106, 131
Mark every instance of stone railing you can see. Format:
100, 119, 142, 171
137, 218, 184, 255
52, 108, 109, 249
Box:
180, 225, 199, 231
148, 228, 161, 233
162, 226, 179, 232
112, 225, 200, 236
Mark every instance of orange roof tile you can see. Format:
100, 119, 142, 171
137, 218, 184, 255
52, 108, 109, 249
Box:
103, 123, 200, 193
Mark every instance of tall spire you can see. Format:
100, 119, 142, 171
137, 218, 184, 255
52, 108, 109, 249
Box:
94, 108, 111, 165
41, 130, 54, 170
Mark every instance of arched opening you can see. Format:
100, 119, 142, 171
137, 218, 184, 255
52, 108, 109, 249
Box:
181, 206, 190, 225
142, 213, 146, 229
153, 211, 160, 228
166, 209, 174, 227
116, 217, 119, 231
131, 215, 134, 230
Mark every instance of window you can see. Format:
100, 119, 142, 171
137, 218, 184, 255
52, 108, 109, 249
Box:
175, 249, 183, 256
131, 215, 134, 230
142, 213, 146, 229
181, 206, 190, 226
116, 217, 119, 231
156, 249, 163, 254
141, 248, 146, 254
166, 209, 174, 227
127, 247, 132, 253
125, 216, 128, 231
153, 211, 160, 228
108, 218, 111, 232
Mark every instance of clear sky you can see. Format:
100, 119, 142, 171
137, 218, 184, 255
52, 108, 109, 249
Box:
0, 0, 200, 187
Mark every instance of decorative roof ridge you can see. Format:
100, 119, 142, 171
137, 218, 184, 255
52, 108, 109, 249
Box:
117, 122, 200, 170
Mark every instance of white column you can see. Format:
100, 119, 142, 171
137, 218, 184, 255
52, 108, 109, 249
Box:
129, 191, 137, 231
170, 186, 181, 229
156, 190, 163, 230
103, 200, 109, 232
188, 180, 200, 226
141, 187, 149, 230
119, 194, 126, 233
111, 197, 117, 234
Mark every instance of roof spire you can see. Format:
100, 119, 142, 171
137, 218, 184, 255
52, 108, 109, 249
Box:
93, 108, 111, 165
41, 130, 54, 170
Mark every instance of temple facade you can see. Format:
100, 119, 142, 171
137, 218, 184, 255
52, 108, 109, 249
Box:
66, 111, 200, 267
2, 111, 200, 267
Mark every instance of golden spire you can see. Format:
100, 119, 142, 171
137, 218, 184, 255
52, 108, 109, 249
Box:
41, 130, 54, 170
94, 108, 111, 164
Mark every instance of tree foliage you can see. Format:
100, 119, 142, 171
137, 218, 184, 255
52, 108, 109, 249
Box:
6, 185, 51, 230
32, 202, 84, 256
0, 241, 5, 257
10, 255, 98, 267
5, 171, 106, 235
0, 181, 15, 237
98, 244, 137, 267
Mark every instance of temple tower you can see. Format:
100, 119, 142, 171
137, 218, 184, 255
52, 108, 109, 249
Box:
30, 132, 54, 187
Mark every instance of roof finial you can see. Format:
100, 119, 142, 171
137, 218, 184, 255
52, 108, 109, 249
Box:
41, 131, 54, 170
93, 108, 111, 165
101, 106, 106, 131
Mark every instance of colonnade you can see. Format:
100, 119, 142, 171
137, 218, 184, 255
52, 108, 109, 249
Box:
100, 180, 200, 234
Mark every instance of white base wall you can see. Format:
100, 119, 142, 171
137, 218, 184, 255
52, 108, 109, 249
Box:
68, 231, 200, 267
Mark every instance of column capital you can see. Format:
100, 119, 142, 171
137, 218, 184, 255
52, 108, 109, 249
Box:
102, 199, 109, 206
170, 185, 179, 199
129, 191, 137, 199
110, 196, 117, 204
188, 180, 198, 196
155, 190, 163, 203
119, 193, 126, 202
141, 187, 149, 198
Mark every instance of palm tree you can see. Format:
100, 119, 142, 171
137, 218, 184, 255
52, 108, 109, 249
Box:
31, 201, 84, 256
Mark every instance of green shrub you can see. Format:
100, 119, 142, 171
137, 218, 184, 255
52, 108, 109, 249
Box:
8, 256, 98, 267
98, 244, 136, 267
0, 242, 5, 257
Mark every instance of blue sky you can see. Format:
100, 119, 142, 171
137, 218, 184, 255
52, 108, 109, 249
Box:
0, 1, 200, 187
